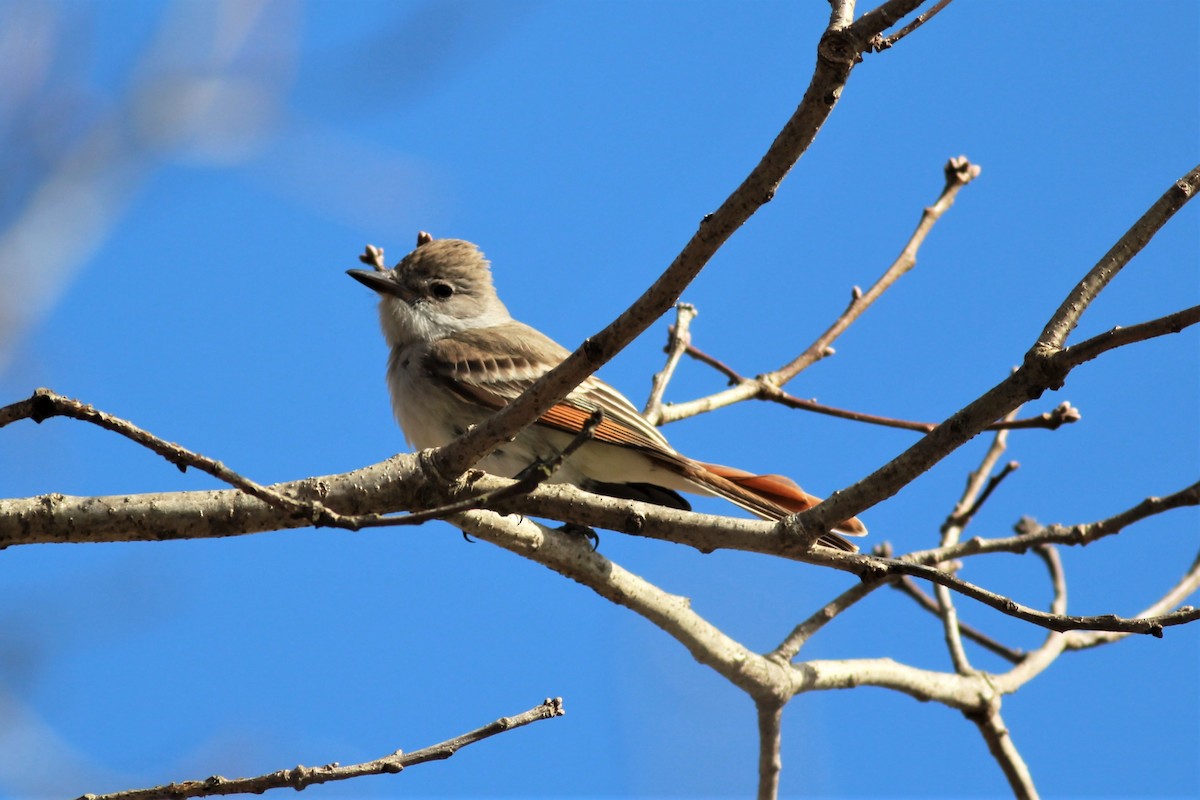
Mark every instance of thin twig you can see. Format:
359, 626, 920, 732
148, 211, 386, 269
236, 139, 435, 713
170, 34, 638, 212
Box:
869, 0, 956, 51
2, 388, 329, 521
1065, 549, 1200, 650
660, 157, 982, 425
949, 461, 1020, 530
643, 303, 697, 424
673, 341, 1080, 432
878, 557, 1198, 636
773, 580, 881, 660
770, 156, 981, 385
892, 577, 1026, 663
935, 412, 1019, 675
78, 698, 565, 800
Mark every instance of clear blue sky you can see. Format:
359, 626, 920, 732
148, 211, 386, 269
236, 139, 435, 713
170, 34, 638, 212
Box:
1, 2, 1197, 798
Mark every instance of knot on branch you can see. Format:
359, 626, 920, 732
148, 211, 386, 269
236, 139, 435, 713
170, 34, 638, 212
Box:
817, 29, 862, 69
1021, 344, 1070, 395
30, 387, 59, 423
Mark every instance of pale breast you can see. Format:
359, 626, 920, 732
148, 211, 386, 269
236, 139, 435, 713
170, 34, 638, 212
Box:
386, 345, 481, 450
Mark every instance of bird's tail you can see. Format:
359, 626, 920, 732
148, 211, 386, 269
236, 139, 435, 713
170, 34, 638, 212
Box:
687, 461, 867, 552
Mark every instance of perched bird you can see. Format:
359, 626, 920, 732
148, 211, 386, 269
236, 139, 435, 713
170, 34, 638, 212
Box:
348, 233, 866, 550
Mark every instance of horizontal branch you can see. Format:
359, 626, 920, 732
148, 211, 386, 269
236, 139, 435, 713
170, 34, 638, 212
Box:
674, 344, 1081, 432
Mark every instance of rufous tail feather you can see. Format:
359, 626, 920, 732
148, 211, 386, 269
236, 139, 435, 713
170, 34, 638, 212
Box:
692, 461, 867, 551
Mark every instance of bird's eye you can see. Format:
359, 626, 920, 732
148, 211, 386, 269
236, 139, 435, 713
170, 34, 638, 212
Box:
430, 281, 454, 299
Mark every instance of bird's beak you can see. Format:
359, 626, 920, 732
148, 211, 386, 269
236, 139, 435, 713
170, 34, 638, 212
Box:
346, 269, 410, 301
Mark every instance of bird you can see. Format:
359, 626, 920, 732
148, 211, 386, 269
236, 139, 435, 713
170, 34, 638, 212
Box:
347, 232, 866, 551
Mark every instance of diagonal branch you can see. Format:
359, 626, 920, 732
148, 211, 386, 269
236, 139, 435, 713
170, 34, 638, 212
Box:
788, 164, 1200, 537
869, 0, 955, 51
1035, 164, 1200, 350
79, 698, 565, 800
660, 157, 980, 425
424, 14, 880, 484
769, 156, 981, 386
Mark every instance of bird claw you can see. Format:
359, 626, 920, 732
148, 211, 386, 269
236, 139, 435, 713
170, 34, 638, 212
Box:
558, 522, 600, 551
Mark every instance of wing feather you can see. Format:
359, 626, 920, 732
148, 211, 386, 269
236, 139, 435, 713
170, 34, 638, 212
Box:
423, 323, 675, 456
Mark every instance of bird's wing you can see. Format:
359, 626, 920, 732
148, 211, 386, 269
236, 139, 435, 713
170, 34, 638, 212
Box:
424, 323, 866, 551
423, 323, 677, 457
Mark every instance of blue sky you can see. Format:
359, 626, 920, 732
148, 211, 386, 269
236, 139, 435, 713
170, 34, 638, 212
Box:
1, 2, 1197, 798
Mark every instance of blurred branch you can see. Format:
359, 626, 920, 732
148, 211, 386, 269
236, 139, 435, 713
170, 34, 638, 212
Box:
79, 698, 565, 800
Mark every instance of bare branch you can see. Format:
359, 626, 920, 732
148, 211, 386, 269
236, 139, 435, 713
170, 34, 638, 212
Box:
789, 165, 1200, 535
1057, 304, 1200, 372
958, 462, 1020, 529
891, 577, 1026, 663
770, 156, 981, 385
643, 303, 697, 424
850, 0, 931, 39
755, 701, 784, 800
78, 698, 564, 800
1, 388, 330, 522
880, 558, 1198, 636
1065, 549, 1200, 650
773, 580, 881, 661
670, 351, 1080, 435
964, 706, 1037, 800
936, 415, 1018, 674
1035, 164, 1200, 350
661, 157, 982, 425
869, 0, 955, 51
424, 13, 883, 484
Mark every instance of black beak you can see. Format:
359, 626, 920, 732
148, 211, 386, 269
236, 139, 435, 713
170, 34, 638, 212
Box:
347, 268, 406, 299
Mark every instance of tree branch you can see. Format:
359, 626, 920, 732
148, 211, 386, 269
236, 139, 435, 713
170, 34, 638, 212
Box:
788, 163, 1200, 541
755, 701, 784, 800
643, 303, 697, 424
1035, 164, 1200, 350
869, 0, 955, 52
77, 698, 565, 800
1057, 304, 1200, 371
964, 705, 1037, 800
660, 156, 981, 425
424, 12, 882, 484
